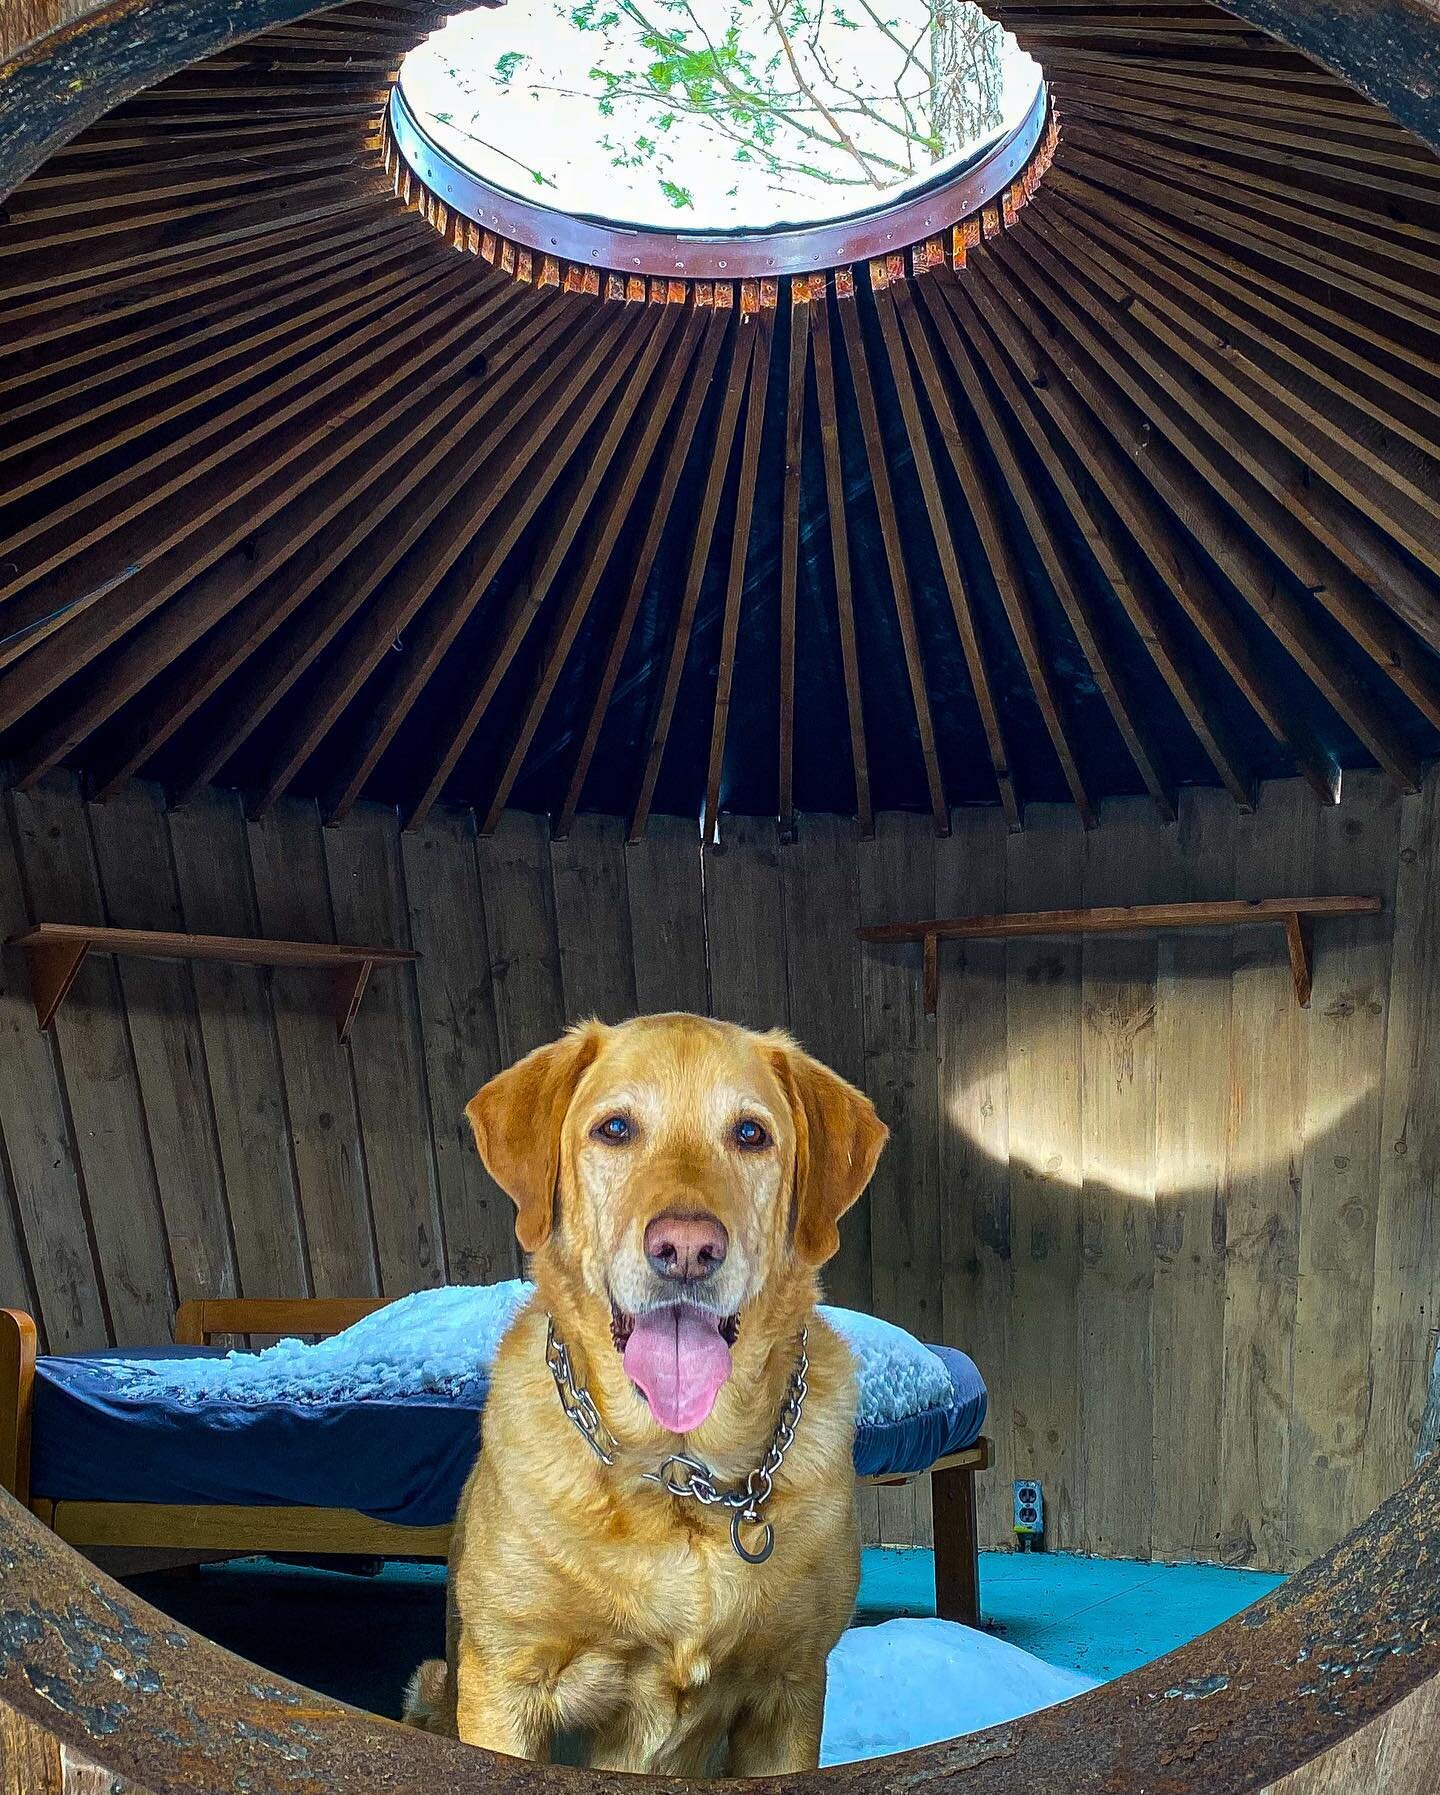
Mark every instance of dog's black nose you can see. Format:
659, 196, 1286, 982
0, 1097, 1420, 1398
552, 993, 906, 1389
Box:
644, 1211, 729, 1283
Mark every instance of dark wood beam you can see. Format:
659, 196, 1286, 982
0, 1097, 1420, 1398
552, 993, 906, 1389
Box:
833, 270, 949, 837
808, 279, 872, 839
871, 260, 1024, 829
474, 304, 712, 836
775, 275, 813, 843
628, 302, 758, 843
553, 300, 732, 840
249, 302, 645, 817
344, 293, 687, 828
703, 299, 775, 844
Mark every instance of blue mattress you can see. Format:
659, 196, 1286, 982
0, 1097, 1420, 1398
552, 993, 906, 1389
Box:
30, 1342, 985, 1527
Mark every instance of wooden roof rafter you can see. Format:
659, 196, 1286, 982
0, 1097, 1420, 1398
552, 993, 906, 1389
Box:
915, 274, 1253, 814
154, 290, 576, 809
703, 289, 776, 847
774, 273, 815, 845
833, 268, 951, 839
869, 253, 1023, 831
956, 267, 1346, 794
400, 282, 697, 833
1006, 213, 1440, 659
474, 300, 716, 838
247, 298, 651, 817
970, 249, 1424, 793
7, 276, 553, 792
806, 278, 873, 840
551, 296, 735, 841
0, 0, 1434, 841
78, 285, 559, 801
627, 293, 764, 845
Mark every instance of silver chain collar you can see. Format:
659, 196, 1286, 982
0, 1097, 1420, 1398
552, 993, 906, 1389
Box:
544, 1315, 809, 1565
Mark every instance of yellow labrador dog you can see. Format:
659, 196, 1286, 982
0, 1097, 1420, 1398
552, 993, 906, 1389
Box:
404, 1012, 887, 1774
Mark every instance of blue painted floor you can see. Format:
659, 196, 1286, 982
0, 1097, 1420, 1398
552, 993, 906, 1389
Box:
856, 1548, 1285, 1682
122, 1546, 1284, 1718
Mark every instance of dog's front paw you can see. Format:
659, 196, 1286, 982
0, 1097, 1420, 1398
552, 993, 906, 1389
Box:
402, 1658, 451, 1732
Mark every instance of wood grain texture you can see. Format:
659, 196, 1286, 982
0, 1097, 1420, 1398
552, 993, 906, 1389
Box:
87, 782, 235, 1306
321, 804, 443, 1293
1151, 787, 1235, 1561
401, 810, 515, 1287
168, 785, 306, 1303
476, 811, 567, 1065
1288, 771, 1400, 1562
551, 815, 639, 1025
936, 805, 1012, 1551
1003, 805, 1085, 1551
10, 775, 173, 1342
1, 0, 1436, 849
780, 815, 870, 1314
0, 771, 1432, 1565
1222, 779, 1317, 1568
0, 1703, 62, 1795
0, 795, 107, 1350
1363, 766, 1440, 1522
859, 811, 942, 1545
1259, 1672, 1440, 1795
248, 797, 377, 1298
1077, 800, 1164, 1559
704, 814, 788, 1033
623, 816, 709, 1017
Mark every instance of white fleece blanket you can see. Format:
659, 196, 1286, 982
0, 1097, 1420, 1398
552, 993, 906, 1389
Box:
97, 1282, 956, 1421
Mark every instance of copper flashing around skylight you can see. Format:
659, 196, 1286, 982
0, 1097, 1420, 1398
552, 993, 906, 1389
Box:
386, 0, 1052, 282
387, 75, 1050, 280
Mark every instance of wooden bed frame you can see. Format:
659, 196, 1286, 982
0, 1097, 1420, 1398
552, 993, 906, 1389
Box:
0, 1300, 990, 1626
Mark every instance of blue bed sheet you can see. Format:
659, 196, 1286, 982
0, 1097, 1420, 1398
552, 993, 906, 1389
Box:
30, 1342, 985, 1527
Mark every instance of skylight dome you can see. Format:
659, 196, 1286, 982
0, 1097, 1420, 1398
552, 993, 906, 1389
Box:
397, 0, 1044, 237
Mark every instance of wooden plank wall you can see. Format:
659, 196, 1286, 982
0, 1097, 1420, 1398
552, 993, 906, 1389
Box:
0, 768, 1435, 1573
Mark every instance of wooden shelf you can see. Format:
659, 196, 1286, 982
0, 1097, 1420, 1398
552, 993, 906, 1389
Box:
6, 924, 417, 1044
857, 896, 1382, 1016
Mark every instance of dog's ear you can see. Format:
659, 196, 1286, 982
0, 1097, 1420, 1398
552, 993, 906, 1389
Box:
466, 1022, 606, 1253
771, 1040, 888, 1267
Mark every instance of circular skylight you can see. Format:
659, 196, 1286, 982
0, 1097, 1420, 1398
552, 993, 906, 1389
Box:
398, 1, 1044, 236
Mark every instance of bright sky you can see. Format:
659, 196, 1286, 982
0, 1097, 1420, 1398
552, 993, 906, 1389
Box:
400, 0, 1042, 232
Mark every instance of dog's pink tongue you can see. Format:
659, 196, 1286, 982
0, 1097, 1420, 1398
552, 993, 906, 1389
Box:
623, 1305, 732, 1433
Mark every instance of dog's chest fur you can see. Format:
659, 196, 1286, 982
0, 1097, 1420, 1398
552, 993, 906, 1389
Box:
447, 1308, 860, 1762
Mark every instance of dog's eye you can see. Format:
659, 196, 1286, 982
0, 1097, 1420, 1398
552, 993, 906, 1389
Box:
733, 1118, 769, 1150
592, 1114, 633, 1145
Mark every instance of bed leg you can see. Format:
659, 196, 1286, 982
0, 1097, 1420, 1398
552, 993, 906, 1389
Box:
0, 1310, 37, 1508
931, 1463, 980, 1628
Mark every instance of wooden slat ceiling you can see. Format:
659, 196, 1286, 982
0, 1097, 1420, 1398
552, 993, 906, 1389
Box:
1, 0, 1437, 840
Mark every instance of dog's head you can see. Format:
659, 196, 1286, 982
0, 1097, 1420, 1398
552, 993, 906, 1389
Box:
466, 1014, 887, 1435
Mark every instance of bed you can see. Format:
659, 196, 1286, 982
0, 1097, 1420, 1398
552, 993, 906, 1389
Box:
0, 1296, 991, 1625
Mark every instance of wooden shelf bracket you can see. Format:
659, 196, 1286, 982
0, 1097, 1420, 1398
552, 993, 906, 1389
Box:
332, 960, 374, 1045
1284, 911, 1315, 1009
7, 924, 415, 1044
859, 895, 1380, 1017
25, 936, 91, 1031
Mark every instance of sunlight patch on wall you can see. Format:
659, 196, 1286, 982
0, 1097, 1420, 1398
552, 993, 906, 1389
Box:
943, 1005, 1375, 1202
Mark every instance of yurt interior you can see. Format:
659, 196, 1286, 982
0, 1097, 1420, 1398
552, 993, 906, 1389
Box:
0, 1, 1437, 1790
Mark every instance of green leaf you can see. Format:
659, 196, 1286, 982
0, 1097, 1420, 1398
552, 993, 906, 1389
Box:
658, 178, 694, 209
493, 50, 525, 84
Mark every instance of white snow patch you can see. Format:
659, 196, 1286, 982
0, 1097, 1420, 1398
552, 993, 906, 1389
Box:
821, 1619, 1096, 1766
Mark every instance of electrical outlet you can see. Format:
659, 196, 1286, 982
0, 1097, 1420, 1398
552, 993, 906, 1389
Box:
1013, 1479, 1044, 1547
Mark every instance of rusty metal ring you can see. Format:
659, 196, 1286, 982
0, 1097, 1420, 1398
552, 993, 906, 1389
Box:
0, 1456, 1436, 1792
